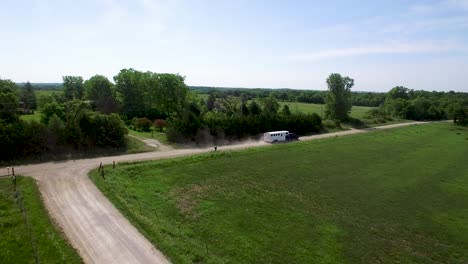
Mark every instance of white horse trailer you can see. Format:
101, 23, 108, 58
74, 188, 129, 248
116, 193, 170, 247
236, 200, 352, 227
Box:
263, 131, 289, 143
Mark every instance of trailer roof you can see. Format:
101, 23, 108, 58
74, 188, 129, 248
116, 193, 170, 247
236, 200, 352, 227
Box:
266, 131, 289, 134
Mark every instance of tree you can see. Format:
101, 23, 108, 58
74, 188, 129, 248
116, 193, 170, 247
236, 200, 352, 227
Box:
21, 82, 37, 111
325, 73, 354, 120
0, 78, 17, 94
114, 69, 188, 118
153, 73, 188, 115
0, 92, 18, 122
387, 86, 410, 100
239, 103, 250, 116
0, 78, 18, 122
220, 96, 239, 116
85, 75, 119, 113
248, 101, 262, 115
63, 76, 84, 100
114, 69, 147, 117
40, 102, 65, 124
206, 94, 216, 111
262, 96, 280, 115
281, 105, 291, 115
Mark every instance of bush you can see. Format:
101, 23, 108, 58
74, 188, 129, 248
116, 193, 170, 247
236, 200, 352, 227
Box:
89, 113, 128, 147
132, 117, 152, 132
346, 117, 367, 128
323, 119, 341, 129
154, 119, 167, 132
0, 120, 48, 161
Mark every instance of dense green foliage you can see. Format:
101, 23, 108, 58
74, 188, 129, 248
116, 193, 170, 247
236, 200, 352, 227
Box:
91, 123, 468, 263
63, 76, 84, 100
325, 73, 354, 121
84, 75, 119, 114
0, 177, 82, 263
0, 112, 127, 161
381, 86, 468, 122
166, 97, 322, 144
0, 87, 128, 161
114, 69, 188, 119
0, 79, 19, 122
191, 86, 386, 107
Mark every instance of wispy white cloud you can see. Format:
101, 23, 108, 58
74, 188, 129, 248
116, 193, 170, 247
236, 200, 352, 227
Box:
288, 41, 464, 61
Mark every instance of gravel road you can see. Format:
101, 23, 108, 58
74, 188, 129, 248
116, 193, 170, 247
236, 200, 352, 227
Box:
1, 121, 426, 264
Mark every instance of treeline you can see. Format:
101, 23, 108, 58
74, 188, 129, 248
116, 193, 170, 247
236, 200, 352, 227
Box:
191, 86, 386, 107
167, 95, 322, 144
0, 69, 192, 160
0, 81, 127, 161
193, 85, 468, 124
17, 82, 63, 90
366, 86, 468, 124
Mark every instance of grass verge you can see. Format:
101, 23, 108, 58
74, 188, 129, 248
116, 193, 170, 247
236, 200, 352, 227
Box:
0, 176, 82, 264
90, 123, 468, 263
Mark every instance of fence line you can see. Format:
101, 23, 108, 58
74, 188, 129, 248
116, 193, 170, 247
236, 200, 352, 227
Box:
15, 190, 40, 264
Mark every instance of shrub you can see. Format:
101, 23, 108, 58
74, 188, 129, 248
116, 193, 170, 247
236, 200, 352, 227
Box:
323, 119, 341, 129
154, 119, 167, 132
132, 117, 152, 132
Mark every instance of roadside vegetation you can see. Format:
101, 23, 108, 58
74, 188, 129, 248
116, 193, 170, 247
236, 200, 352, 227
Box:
90, 123, 468, 263
0, 176, 82, 264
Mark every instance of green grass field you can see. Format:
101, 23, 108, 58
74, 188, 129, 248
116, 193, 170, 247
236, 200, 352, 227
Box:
0, 177, 82, 264
19, 111, 42, 122
127, 128, 169, 144
279, 101, 373, 119
35, 89, 62, 98
90, 123, 468, 263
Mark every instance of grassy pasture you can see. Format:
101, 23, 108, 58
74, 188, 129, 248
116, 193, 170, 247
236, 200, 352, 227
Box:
279, 101, 374, 119
19, 111, 42, 122
91, 123, 468, 263
0, 177, 82, 264
35, 89, 62, 98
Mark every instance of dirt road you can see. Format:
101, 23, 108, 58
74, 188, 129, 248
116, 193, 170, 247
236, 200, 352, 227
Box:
2, 121, 426, 264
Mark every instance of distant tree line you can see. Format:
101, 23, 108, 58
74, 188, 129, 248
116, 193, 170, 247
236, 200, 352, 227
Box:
369, 86, 468, 123
190, 86, 386, 107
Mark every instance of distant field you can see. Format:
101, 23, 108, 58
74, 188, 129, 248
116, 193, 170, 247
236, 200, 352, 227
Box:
35, 89, 62, 98
91, 123, 468, 263
19, 111, 42, 122
0, 177, 82, 264
280, 102, 374, 119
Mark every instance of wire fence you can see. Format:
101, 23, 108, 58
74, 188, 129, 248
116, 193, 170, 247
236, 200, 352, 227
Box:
4, 168, 41, 264
15, 189, 41, 264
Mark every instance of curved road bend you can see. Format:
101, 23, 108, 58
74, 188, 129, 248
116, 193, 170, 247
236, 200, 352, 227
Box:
3, 121, 426, 264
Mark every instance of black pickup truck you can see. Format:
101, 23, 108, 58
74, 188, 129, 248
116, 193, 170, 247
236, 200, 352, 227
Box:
285, 133, 299, 141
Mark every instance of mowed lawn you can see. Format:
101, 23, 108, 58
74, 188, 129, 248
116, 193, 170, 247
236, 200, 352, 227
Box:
91, 123, 468, 263
0, 177, 82, 264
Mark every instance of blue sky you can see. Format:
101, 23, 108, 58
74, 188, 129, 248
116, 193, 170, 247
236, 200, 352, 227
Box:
1, 0, 468, 92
